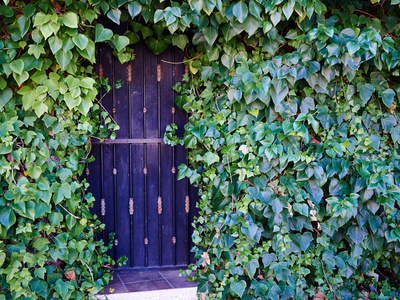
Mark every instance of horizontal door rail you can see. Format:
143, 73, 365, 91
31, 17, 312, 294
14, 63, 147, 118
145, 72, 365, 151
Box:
92, 138, 165, 144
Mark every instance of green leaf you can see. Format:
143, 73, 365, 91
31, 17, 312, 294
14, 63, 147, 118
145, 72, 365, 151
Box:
381, 88, 396, 108
347, 226, 366, 245
107, 8, 121, 25
48, 36, 63, 54
243, 15, 261, 36
357, 83, 374, 103
54, 279, 72, 299
95, 24, 113, 42
172, 35, 189, 51
33, 238, 50, 251
128, 2, 142, 18
154, 9, 164, 23
72, 34, 89, 50
0, 88, 13, 109
113, 35, 129, 52
282, 1, 294, 19
13, 71, 29, 87
364, 235, 384, 253
304, 180, 323, 205
48, 212, 63, 226
10, 59, 24, 75
55, 51, 73, 70
0, 207, 16, 229
202, 27, 218, 46
145, 37, 169, 55
233, 2, 248, 23
231, 280, 246, 297
204, 152, 220, 166
63, 12, 78, 28
29, 278, 48, 293
244, 259, 259, 279
346, 41, 360, 56
32, 101, 48, 117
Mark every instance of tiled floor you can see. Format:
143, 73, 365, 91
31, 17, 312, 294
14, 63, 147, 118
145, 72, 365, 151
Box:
102, 270, 197, 295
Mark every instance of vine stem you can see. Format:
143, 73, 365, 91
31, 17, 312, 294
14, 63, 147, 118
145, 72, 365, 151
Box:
80, 259, 94, 282
320, 259, 338, 300
58, 204, 82, 219
161, 52, 203, 64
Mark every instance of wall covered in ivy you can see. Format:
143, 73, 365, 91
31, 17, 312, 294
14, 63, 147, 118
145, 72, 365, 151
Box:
1, 0, 400, 299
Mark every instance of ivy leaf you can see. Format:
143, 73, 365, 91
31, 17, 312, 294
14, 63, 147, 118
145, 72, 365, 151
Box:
202, 27, 218, 46
113, 35, 129, 52
243, 15, 261, 36
381, 88, 396, 108
63, 12, 78, 28
32, 101, 48, 117
300, 97, 315, 113
48, 36, 63, 54
107, 9, 121, 25
13, 71, 29, 87
10, 59, 24, 75
54, 279, 72, 299
154, 9, 164, 23
0, 88, 13, 109
347, 226, 366, 245
231, 280, 247, 297
357, 83, 374, 103
244, 259, 259, 279
95, 24, 113, 42
33, 238, 50, 251
29, 278, 48, 293
282, 1, 294, 19
304, 180, 323, 205
48, 212, 63, 226
172, 35, 188, 51
221, 54, 234, 69
72, 34, 89, 50
346, 41, 360, 56
128, 2, 142, 18
55, 51, 73, 70
233, 2, 248, 23
364, 235, 384, 253
204, 152, 220, 166
0, 207, 16, 229
145, 37, 169, 55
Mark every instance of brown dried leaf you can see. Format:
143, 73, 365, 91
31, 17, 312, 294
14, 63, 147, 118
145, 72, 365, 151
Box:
201, 251, 210, 267
65, 270, 76, 281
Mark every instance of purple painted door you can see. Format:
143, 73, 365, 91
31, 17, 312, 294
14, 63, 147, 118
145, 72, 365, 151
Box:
87, 41, 197, 270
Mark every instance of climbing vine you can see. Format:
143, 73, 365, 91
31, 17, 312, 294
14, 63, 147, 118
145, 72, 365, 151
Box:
1, 0, 400, 299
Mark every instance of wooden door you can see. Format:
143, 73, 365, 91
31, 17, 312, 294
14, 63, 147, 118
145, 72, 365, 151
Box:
87, 41, 197, 270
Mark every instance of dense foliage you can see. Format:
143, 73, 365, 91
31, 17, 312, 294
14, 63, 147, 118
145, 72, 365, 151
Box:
0, 1, 127, 298
2, 0, 400, 299
164, 0, 400, 299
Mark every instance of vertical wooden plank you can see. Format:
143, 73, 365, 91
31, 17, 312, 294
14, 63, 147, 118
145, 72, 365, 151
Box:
131, 41, 145, 267
144, 42, 160, 266
113, 53, 131, 263
145, 44, 159, 139
131, 41, 145, 139
173, 48, 189, 265
160, 47, 174, 266
146, 145, 159, 266
103, 145, 115, 258
175, 144, 189, 265
132, 144, 145, 267
101, 45, 115, 258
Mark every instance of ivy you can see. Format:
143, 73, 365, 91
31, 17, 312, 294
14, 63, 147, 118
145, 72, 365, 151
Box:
2, 0, 400, 299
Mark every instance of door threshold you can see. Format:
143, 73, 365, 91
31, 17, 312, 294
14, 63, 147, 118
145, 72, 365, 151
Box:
95, 287, 199, 300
